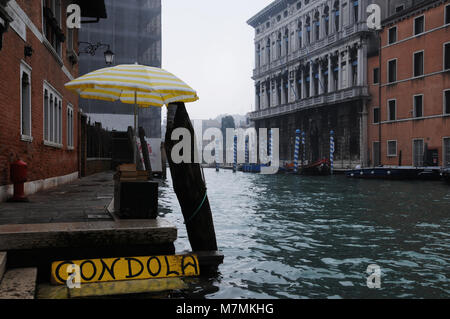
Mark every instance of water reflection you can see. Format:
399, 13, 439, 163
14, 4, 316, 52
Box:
159, 169, 450, 299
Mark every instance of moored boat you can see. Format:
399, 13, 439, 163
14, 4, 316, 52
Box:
442, 168, 450, 184
346, 167, 442, 180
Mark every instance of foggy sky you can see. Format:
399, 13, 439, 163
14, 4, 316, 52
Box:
162, 0, 274, 120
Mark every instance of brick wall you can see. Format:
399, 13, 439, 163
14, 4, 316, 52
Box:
367, 2, 450, 167
0, 0, 80, 186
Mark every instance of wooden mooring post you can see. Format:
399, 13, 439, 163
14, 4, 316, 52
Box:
164, 103, 220, 257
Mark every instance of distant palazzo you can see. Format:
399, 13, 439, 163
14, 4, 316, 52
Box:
247, 0, 386, 167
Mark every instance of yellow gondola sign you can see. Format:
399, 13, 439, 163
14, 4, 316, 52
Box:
51, 254, 200, 285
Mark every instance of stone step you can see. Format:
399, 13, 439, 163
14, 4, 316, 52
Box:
0, 219, 177, 251
0, 267, 37, 299
0, 252, 6, 282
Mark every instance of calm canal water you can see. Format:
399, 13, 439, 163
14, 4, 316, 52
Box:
158, 168, 450, 299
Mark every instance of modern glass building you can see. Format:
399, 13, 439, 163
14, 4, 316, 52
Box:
79, 0, 162, 138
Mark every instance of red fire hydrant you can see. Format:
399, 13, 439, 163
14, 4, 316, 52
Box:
10, 160, 28, 202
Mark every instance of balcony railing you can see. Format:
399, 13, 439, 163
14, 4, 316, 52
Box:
253, 22, 368, 79
249, 86, 369, 120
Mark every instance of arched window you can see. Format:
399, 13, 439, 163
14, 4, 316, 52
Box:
314, 11, 320, 41
334, 1, 340, 32
277, 78, 282, 105
306, 16, 311, 44
296, 68, 302, 99
298, 21, 303, 48
284, 29, 289, 55
304, 63, 311, 98
21, 71, 31, 137
313, 62, 319, 96
277, 32, 282, 58
283, 73, 289, 102
266, 38, 271, 63
324, 6, 330, 36
353, 0, 359, 23
256, 44, 261, 68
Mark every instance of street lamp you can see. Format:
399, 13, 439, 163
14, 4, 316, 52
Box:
104, 48, 114, 65
78, 42, 115, 65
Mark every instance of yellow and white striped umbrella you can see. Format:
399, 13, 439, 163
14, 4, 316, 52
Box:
65, 64, 199, 107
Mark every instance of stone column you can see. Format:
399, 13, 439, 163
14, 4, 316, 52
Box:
270, 79, 275, 107
357, 41, 367, 86
260, 83, 265, 109
358, 0, 363, 25
310, 62, 314, 97
331, 8, 336, 34
255, 84, 260, 111
328, 54, 334, 92
302, 16, 307, 47
360, 99, 368, 167
318, 6, 324, 40
302, 68, 307, 99
255, 43, 259, 69
337, 50, 342, 90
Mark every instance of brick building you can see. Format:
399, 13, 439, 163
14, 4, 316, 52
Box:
367, 0, 450, 168
0, 0, 106, 201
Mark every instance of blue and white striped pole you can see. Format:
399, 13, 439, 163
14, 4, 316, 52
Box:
268, 129, 273, 166
233, 135, 237, 173
330, 130, 335, 175
294, 129, 301, 173
215, 138, 220, 172
301, 131, 306, 166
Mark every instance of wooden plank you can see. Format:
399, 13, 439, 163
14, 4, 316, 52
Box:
139, 126, 153, 175
69, 277, 187, 298
0, 219, 177, 251
0, 268, 37, 299
36, 284, 69, 299
165, 103, 218, 252
0, 252, 6, 282
51, 254, 200, 285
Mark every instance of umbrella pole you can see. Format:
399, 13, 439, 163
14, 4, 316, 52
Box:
134, 92, 137, 136
134, 93, 137, 164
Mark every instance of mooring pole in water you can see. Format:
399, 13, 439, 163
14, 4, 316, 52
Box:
330, 130, 335, 175
268, 129, 273, 166
301, 131, 306, 166
294, 129, 301, 173
245, 136, 249, 165
233, 135, 237, 173
165, 102, 218, 252
215, 138, 220, 172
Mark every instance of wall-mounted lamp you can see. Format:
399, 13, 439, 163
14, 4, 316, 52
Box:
24, 45, 33, 57
78, 41, 115, 65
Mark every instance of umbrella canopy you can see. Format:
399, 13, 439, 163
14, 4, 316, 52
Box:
64, 64, 199, 107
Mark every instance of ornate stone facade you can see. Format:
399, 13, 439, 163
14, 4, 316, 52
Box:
248, 0, 385, 168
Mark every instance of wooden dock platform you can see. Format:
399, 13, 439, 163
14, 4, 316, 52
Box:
0, 171, 223, 298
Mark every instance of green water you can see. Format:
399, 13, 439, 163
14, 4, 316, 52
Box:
159, 169, 450, 299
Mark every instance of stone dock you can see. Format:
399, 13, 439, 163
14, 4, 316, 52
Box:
0, 172, 194, 299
